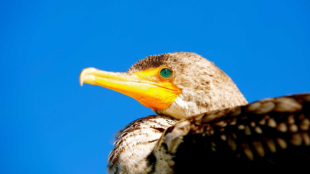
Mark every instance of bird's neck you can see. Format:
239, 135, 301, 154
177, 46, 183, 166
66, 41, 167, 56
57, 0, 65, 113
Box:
156, 68, 248, 119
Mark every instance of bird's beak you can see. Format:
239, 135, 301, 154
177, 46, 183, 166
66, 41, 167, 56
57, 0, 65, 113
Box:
79, 67, 181, 110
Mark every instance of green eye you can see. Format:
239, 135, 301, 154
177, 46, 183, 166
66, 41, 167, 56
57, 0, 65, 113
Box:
160, 68, 172, 78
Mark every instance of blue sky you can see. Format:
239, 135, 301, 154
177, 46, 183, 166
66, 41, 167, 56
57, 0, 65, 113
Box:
1, 0, 309, 173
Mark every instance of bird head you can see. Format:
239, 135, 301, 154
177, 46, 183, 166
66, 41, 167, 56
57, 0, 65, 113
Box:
79, 52, 247, 119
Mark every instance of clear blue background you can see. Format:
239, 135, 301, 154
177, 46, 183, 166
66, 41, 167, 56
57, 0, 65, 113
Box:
1, 0, 309, 173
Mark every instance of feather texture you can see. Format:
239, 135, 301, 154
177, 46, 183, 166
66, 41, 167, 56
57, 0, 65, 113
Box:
151, 94, 310, 173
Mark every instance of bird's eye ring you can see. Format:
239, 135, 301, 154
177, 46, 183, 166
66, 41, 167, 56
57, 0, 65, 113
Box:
159, 68, 172, 79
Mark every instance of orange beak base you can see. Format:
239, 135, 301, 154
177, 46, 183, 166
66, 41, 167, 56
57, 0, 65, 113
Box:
79, 67, 181, 110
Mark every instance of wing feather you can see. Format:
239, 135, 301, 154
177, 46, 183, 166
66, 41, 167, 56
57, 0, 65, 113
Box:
151, 94, 310, 173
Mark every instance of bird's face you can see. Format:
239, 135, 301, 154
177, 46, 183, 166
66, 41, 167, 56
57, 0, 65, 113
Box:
79, 52, 247, 119
79, 57, 182, 112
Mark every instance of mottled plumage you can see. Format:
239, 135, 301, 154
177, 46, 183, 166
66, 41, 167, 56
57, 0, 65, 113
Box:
80, 52, 309, 174
108, 115, 178, 174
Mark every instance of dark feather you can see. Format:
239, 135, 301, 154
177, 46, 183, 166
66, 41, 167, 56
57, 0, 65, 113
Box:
153, 94, 310, 173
